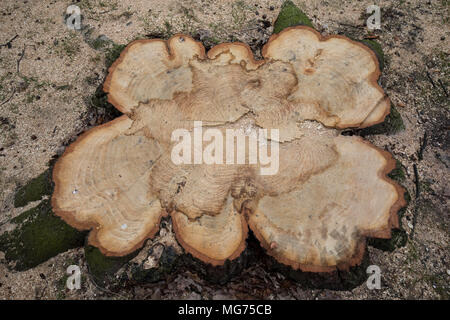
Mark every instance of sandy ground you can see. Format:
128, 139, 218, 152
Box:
0, 0, 448, 299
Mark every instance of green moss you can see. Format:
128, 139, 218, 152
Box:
367, 180, 410, 252
368, 229, 408, 252
89, 36, 111, 50
338, 256, 372, 290
273, 0, 313, 34
0, 200, 87, 271
85, 43, 126, 121
14, 169, 52, 208
359, 39, 385, 71
419, 180, 433, 194
87, 84, 122, 119
55, 274, 69, 299
388, 160, 406, 182
85, 245, 137, 283
182, 249, 249, 285
406, 242, 419, 262
361, 104, 405, 136
55, 289, 66, 300
164, 20, 173, 36
105, 43, 126, 69
269, 251, 370, 290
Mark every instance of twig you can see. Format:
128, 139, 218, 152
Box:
0, 34, 18, 48
0, 87, 16, 106
17, 45, 26, 74
413, 164, 420, 200
334, 21, 364, 29
426, 71, 436, 89
98, 9, 115, 14
0, 35, 18, 48
417, 132, 427, 161
435, 152, 449, 168
364, 34, 379, 39
409, 164, 420, 239
438, 79, 448, 97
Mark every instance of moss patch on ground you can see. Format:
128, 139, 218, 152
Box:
105, 43, 126, 69
359, 39, 385, 71
89, 35, 112, 51
360, 104, 405, 136
14, 169, 52, 208
368, 229, 408, 252
388, 159, 407, 182
368, 161, 410, 252
88, 83, 122, 120
273, 0, 313, 33
85, 43, 126, 123
85, 245, 137, 284
0, 200, 87, 271
266, 248, 371, 290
